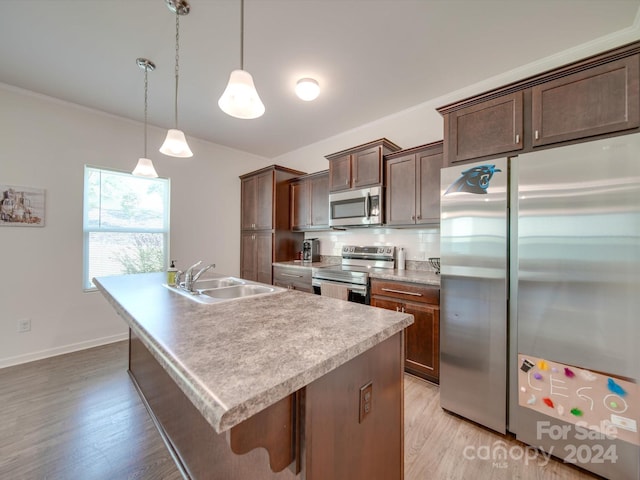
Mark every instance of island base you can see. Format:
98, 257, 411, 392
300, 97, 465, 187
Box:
129, 329, 404, 480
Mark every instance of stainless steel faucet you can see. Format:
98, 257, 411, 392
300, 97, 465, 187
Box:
177, 261, 215, 293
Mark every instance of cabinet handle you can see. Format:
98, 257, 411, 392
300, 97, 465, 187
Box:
381, 288, 422, 297
411, 215, 415, 221
345, 179, 349, 186
396, 306, 400, 312
282, 273, 303, 278
515, 134, 520, 144
402, 307, 405, 313
535, 130, 539, 140
417, 215, 421, 220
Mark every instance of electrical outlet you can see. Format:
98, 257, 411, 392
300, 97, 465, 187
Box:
17, 318, 31, 333
359, 382, 373, 423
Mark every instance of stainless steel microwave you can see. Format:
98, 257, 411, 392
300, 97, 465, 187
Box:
329, 186, 383, 227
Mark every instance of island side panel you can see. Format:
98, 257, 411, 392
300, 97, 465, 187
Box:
128, 330, 299, 480
304, 332, 404, 480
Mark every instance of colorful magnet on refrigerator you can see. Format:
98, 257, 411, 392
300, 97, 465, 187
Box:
564, 367, 575, 378
580, 370, 597, 382
520, 359, 534, 372
537, 360, 549, 371
557, 405, 565, 416
607, 378, 627, 396
533, 372, 543, 381
570, 408, 583, 417
543, 397, 554, 408
527, 394, 536, 405
520, 387, 526, 393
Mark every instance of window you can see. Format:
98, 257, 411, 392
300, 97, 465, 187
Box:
83, 166, 170, 290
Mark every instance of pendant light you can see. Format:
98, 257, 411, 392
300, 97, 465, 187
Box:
218, 0, 265, 119
132, 58, 159, 178
160, 0, 193, 158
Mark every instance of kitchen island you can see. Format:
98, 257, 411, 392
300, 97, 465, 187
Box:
94, 272, 413, 480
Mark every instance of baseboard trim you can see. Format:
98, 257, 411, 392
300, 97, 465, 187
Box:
0, 332, 129, 369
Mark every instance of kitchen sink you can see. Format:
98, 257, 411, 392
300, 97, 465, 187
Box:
192, 277, 245, 289
199, 284, 277, 299
163, 276, 285, 304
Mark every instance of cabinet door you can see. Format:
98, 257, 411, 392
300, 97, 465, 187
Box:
254, 170, 274, 230
241, 176, 257, 230
291, 180, 310, 230
404, 303, 439, 383
449, 91, 524, 163
353, 146, 382, 188
256, 232, 273, 284
416, 149, 442, 224
240, 231, 257, 280
532, 55, 640, 147
310, 173, 329, 227
329, 154, 352, 192
370, 297, 402, 312
385, 154, 416, 225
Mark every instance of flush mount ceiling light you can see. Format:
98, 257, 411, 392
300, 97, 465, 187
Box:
218, 0, 265, 119
160, 0, 193, 158
295, 78, 320, 101
132, 58, 159, 178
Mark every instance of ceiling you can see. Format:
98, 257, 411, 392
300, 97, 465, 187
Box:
1, 0, 639, 158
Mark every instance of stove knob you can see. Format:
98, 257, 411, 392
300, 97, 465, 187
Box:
350, 247, 355, 253
377, 247, 383, 254
386, 248, 392, 254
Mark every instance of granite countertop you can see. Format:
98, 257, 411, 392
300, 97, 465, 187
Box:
94, 272, 413, 434
369, 269, 441, 287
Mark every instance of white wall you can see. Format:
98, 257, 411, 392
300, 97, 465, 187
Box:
0, 85, 272, 367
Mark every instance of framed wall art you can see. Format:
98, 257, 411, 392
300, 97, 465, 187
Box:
0, 184, 46, 227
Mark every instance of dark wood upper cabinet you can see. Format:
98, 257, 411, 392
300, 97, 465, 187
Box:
438, 42, 640, 166
241, 170, 274, 231
352, 146, 383, 188
385, 141, 443, 226
326, 138, 401, 192
309, 172, 329, 227
448, 92, 524, 163
532, 55, 640, 147
328, 154, 352, 192
290, 170, 329, 231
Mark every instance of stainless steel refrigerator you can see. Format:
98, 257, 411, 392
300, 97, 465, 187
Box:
440, 133, 640, 479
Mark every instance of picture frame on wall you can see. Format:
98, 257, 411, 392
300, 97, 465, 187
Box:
0, 184, 46, 227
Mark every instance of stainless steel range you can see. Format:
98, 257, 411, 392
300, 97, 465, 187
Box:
312, 245, 396, 304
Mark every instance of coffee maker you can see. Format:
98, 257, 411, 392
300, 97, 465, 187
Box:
302, 238, 320, 262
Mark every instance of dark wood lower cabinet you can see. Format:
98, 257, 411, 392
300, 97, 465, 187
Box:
371, 279, 440, 384
129, 329, 403, 480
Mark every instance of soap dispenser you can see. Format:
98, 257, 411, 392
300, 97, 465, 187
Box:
167, 260, 178, 286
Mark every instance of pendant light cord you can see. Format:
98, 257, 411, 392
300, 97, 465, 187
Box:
240, 0, 244, 70
144, 65, 149, 158
174, 12, 180, 128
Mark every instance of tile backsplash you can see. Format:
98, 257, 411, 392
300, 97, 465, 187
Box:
304, 227, 440, 262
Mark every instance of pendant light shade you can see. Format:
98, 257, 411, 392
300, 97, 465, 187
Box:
160, 128, 193, 157
133, 157, 159, 178
218, 69, 265, 119
161, 0, 193, 158
219, 0, 265, 119
133, 58, 159, 178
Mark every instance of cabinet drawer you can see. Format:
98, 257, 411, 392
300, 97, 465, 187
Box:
370, 279, 439, 305
273, 266, 312, 293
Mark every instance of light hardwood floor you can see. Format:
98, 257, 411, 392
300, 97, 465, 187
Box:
0, 342, 598, 480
